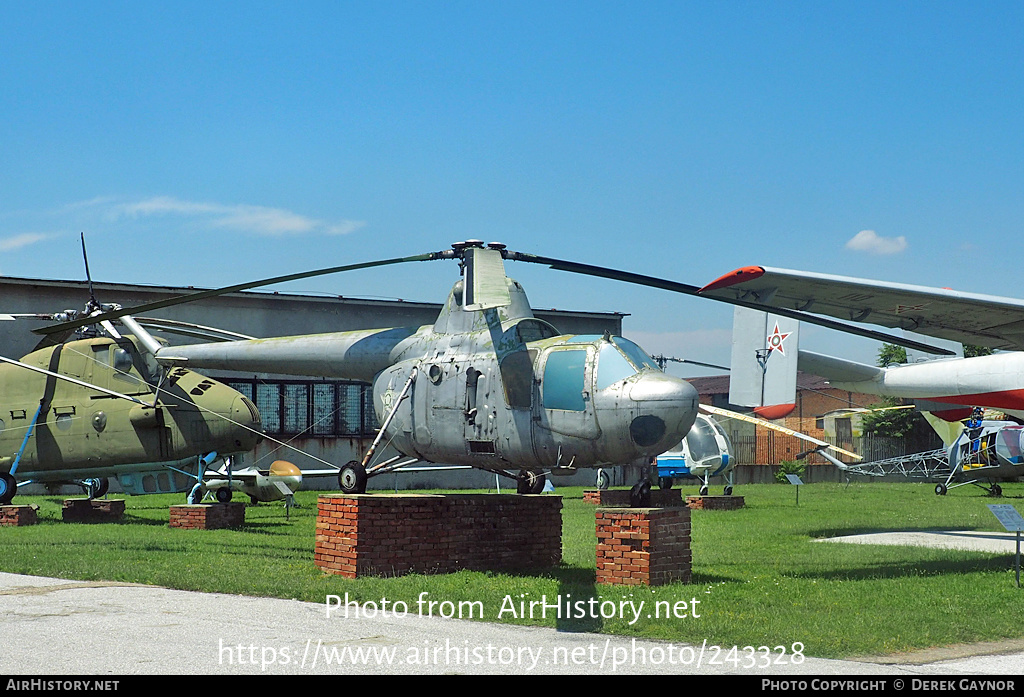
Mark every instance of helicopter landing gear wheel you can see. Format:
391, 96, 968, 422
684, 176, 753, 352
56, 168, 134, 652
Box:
339, 461, 368, 494
658, 477, 674, 490
935, 484, 948, 496
991, 484, 1003, 497
699, 484, 709, 496
724, 485, 734, 496
85, 477, 109, 499
596, 469, 610, 490
0, 473, 17, 505
517, 470, 545, 495
216, 487, 233, 503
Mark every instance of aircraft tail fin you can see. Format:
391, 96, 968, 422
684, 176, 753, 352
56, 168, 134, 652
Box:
729, 307, 799, 418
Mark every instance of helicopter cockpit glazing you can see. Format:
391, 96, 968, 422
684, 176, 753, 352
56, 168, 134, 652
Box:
565, 335, 662, 393
686, 416, 722, 465
995, 425, 1024, 465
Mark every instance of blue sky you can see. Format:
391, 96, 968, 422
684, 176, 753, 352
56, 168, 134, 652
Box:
2, 2, 1022, 374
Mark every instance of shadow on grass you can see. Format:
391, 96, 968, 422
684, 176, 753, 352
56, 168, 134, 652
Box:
793, 554, 1010, 581
808, 525, 979, 538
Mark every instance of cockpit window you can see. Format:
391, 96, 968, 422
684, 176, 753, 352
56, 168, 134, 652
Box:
685, 417, 720, 462
996, 426, 1024, 465
596, 343, 637, 390
612, 337, 659, 371
542, 349, 588, 411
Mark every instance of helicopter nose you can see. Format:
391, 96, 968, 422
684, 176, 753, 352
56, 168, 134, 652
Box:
627, 374, 699, 453
231, 395, 264, 449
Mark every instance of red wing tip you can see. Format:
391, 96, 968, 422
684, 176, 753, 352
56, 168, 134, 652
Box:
753, 403, 796, 420
699, 266, 766, 293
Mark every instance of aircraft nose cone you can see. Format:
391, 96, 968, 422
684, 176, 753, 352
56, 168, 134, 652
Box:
628, 374, 699, 453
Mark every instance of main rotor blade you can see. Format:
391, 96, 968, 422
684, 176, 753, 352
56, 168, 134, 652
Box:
505, 251, 956, 356
81, 232, 97, 306
699, 403, 862, 461
33, 252, 441, 336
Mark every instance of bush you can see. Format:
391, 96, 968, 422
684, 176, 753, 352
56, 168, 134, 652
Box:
774, 459, 805, 484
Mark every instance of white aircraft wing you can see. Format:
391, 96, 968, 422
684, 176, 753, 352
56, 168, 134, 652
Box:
700, 266, 1024, 351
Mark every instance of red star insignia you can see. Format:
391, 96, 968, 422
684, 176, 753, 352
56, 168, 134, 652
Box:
766, 323, 791, 355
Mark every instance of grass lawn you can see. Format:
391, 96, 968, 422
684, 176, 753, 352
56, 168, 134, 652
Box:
2, 481, 1023, 659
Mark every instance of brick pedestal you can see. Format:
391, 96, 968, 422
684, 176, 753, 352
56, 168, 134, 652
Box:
315, 494, 562, 578
685, 495, 745, 510
595, 507, 691, 586
62, 498, 125, 522
0, 505, 38, 526
583, 489, 684, 507
169, 503, 246, 529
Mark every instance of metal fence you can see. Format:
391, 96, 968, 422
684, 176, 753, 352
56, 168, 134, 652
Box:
730, 431, 944, 466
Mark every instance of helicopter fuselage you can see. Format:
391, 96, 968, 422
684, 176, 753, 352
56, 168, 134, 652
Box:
0, 336, 263, 483
162, 276, 700, 475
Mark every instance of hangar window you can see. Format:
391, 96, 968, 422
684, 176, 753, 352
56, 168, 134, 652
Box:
225, 379, 378, 437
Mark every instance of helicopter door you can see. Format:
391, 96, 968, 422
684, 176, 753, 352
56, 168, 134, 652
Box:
534, 347, 600, 442
463, 364, 498, 451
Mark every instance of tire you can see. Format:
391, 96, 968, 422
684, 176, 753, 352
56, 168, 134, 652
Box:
658, 477, 674, 490
724, 485, 734, 496
699, 485, 709, 496
89, 478, 109, 499
596, 469, 610, 490
530, 473, 546, 495
517, 470, 544, 495
0, 472, 17, 505
216, 487, 233, 503
935, 484, 947, 496
339, 461, 368, 494
991, 484, 1003, 497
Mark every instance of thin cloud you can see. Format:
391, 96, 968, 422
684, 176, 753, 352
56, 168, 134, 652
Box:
105, 196, 365, 237
0, 232, 54, 252
845, 230, 907, 255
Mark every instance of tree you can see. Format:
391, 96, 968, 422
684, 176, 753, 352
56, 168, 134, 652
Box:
877, 343, 907, 367
861, 344, 934, 449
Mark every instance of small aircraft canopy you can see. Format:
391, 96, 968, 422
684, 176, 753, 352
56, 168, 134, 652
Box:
996, 426, 1024, 466
686, 416, 723, 465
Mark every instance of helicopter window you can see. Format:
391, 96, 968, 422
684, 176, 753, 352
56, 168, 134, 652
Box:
112, 348, 134, 374
515, 319, 559, 342
996, 426, 1024, 465
542, 349, 588, 411
499, 349, 536, 409
596, 344, 637, 390
612, 337, 659, 371
685, 417, 720, 462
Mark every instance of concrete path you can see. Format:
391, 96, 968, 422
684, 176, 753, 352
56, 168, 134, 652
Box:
821, 530, 1023, 554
